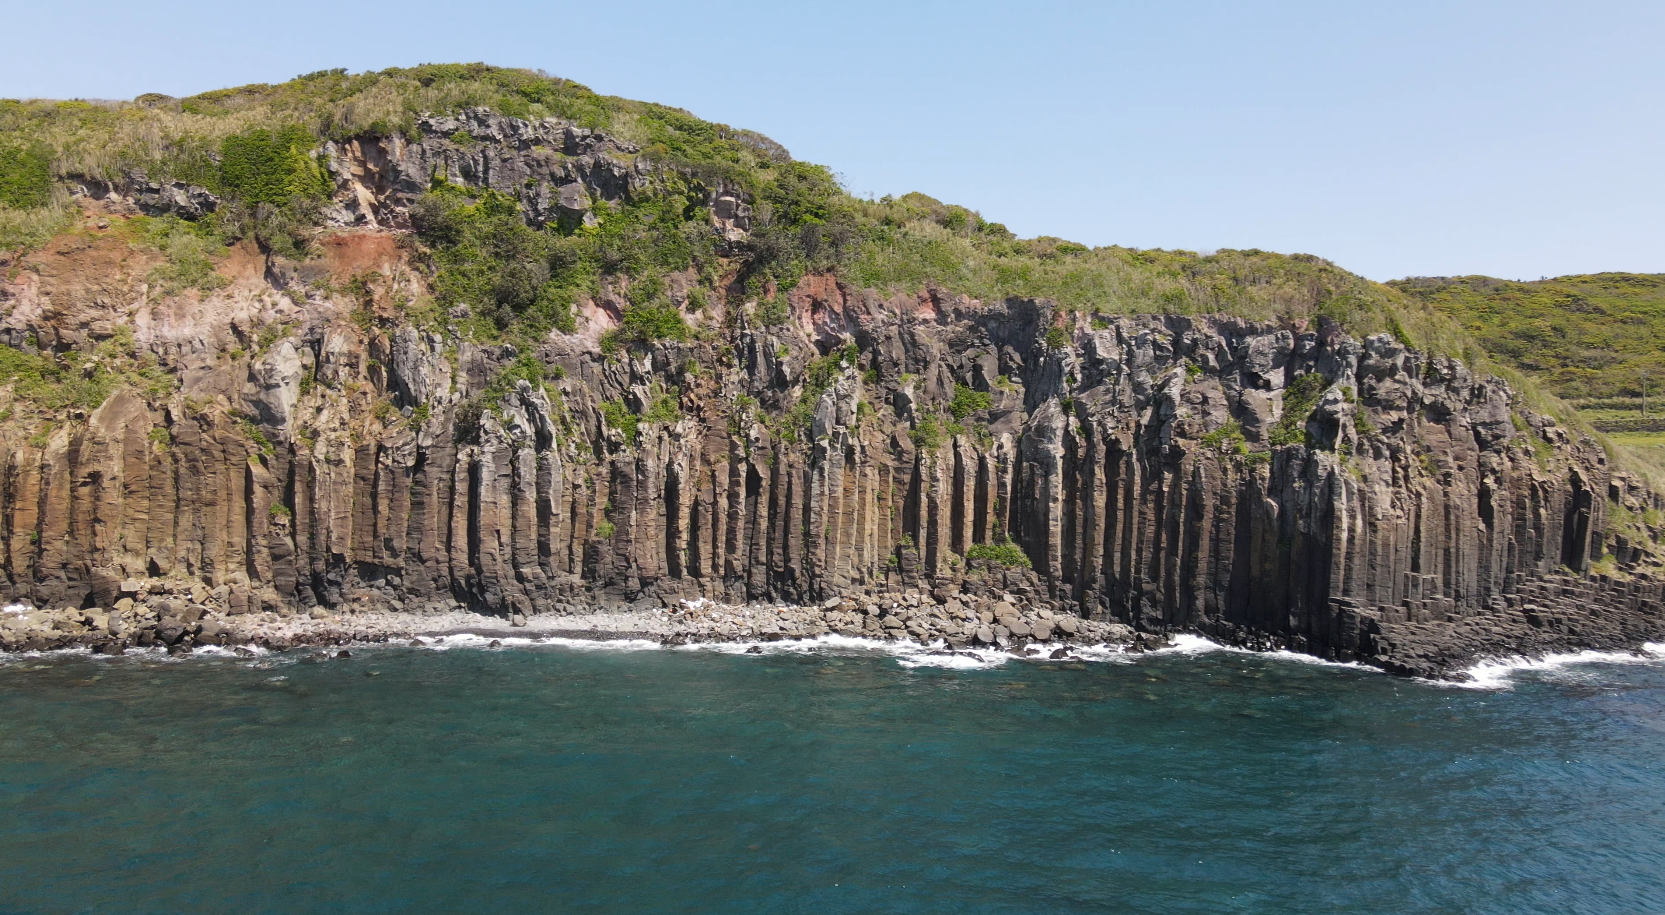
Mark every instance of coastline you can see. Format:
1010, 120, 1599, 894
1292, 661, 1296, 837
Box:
0, 586, 1148, 661
6, 583, 1664, 686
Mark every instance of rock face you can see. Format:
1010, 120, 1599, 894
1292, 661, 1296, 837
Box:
3, 112, 1663, 678
322, 108, 649, 230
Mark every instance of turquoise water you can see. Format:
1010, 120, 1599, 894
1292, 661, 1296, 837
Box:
1, 638, 1663, 914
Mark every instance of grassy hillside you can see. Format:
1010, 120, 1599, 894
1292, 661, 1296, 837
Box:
0, 64, 1483, 349
1391, 273, 1665, 402
1392, 273, 1665, 481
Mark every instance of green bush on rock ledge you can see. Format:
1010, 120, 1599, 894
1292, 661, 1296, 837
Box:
601, 302, 691, 354
1269, 374, 1327, 448
967, 542, 1032, 569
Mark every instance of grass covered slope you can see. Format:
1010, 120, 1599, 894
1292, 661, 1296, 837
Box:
1392, 273, 1665, 403
2, 62, 1635, 480
0, 64, 1479, 351
1392, 273, 1665, 481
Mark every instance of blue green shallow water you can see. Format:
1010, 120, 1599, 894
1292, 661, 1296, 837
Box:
2, 638, 1663, 915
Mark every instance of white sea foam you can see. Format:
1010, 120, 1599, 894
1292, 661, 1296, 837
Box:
675, 633, 1147, 670
666, 633, 1009, 668
190, 644, 269, 658
1143, 633, 1376, 672
1150, 633, 1224, 656
1064, 643, 1139, 664
1453, 643, 1665, 690
895, 645, 1011, 669
417, 633, 662, 653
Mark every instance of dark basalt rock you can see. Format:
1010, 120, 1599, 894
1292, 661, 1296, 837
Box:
3, 110, 1662, 678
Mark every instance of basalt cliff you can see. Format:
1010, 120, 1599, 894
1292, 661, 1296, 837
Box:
2, 89, 1663, 677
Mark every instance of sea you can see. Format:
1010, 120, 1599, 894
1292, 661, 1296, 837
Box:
1, 634, 1662, 914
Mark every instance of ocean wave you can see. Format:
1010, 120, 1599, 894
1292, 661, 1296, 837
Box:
423, 633, 663, 652
677, 633, 998, 666
1454, 643, 1665, 690
681, 634, 1134, 670
191, 643, 269, 658
664, 632, 1011, 668
1145, 633, 1377, 672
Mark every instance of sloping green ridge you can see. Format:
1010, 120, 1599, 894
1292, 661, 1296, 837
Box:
1392, 273, 1665, 403
1393, 272, 1665, 482
0, 62, 1638, 471
0, 64, 1469, 346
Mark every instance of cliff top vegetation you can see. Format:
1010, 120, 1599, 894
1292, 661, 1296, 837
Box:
8, 63, 1653, 476
0, 64, 1474, 349
1393, 273, 1665, 403
1395, 272, 1665, 481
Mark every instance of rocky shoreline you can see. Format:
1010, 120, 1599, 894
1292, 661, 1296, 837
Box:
0, 581, 1149, 660
8, 575, 1664, 680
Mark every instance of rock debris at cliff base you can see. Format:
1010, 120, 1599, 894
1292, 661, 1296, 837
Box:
0, 586, 1144, 659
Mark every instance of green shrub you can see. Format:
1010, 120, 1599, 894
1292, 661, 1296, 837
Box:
417, 177, 708, 342
967, 541, 1031, 568
776, 343, 857, 441
949, 384, 992, 420
219, 126, 331, 205
594, 518, 616, 539
910, 415, 944, 451
0, 144, 52, 209
743, 161, 861, 293
643, 393, 680, 426
1269, 373, 1327, 447
140, 217, 229, 295
1200, 419, 1248, 456
755, 298, 789, 326
0, 346, 114, 412
601, 399, 639, 442
613, 301, 690, 348
476, 352, 545, 414
1044, 326, 1070, 350
235, 415, 276, 456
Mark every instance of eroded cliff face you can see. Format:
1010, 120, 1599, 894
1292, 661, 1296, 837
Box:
2, 111, 1663, 676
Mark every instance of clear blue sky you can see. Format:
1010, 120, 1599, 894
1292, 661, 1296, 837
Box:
4, 0, 1660, 282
